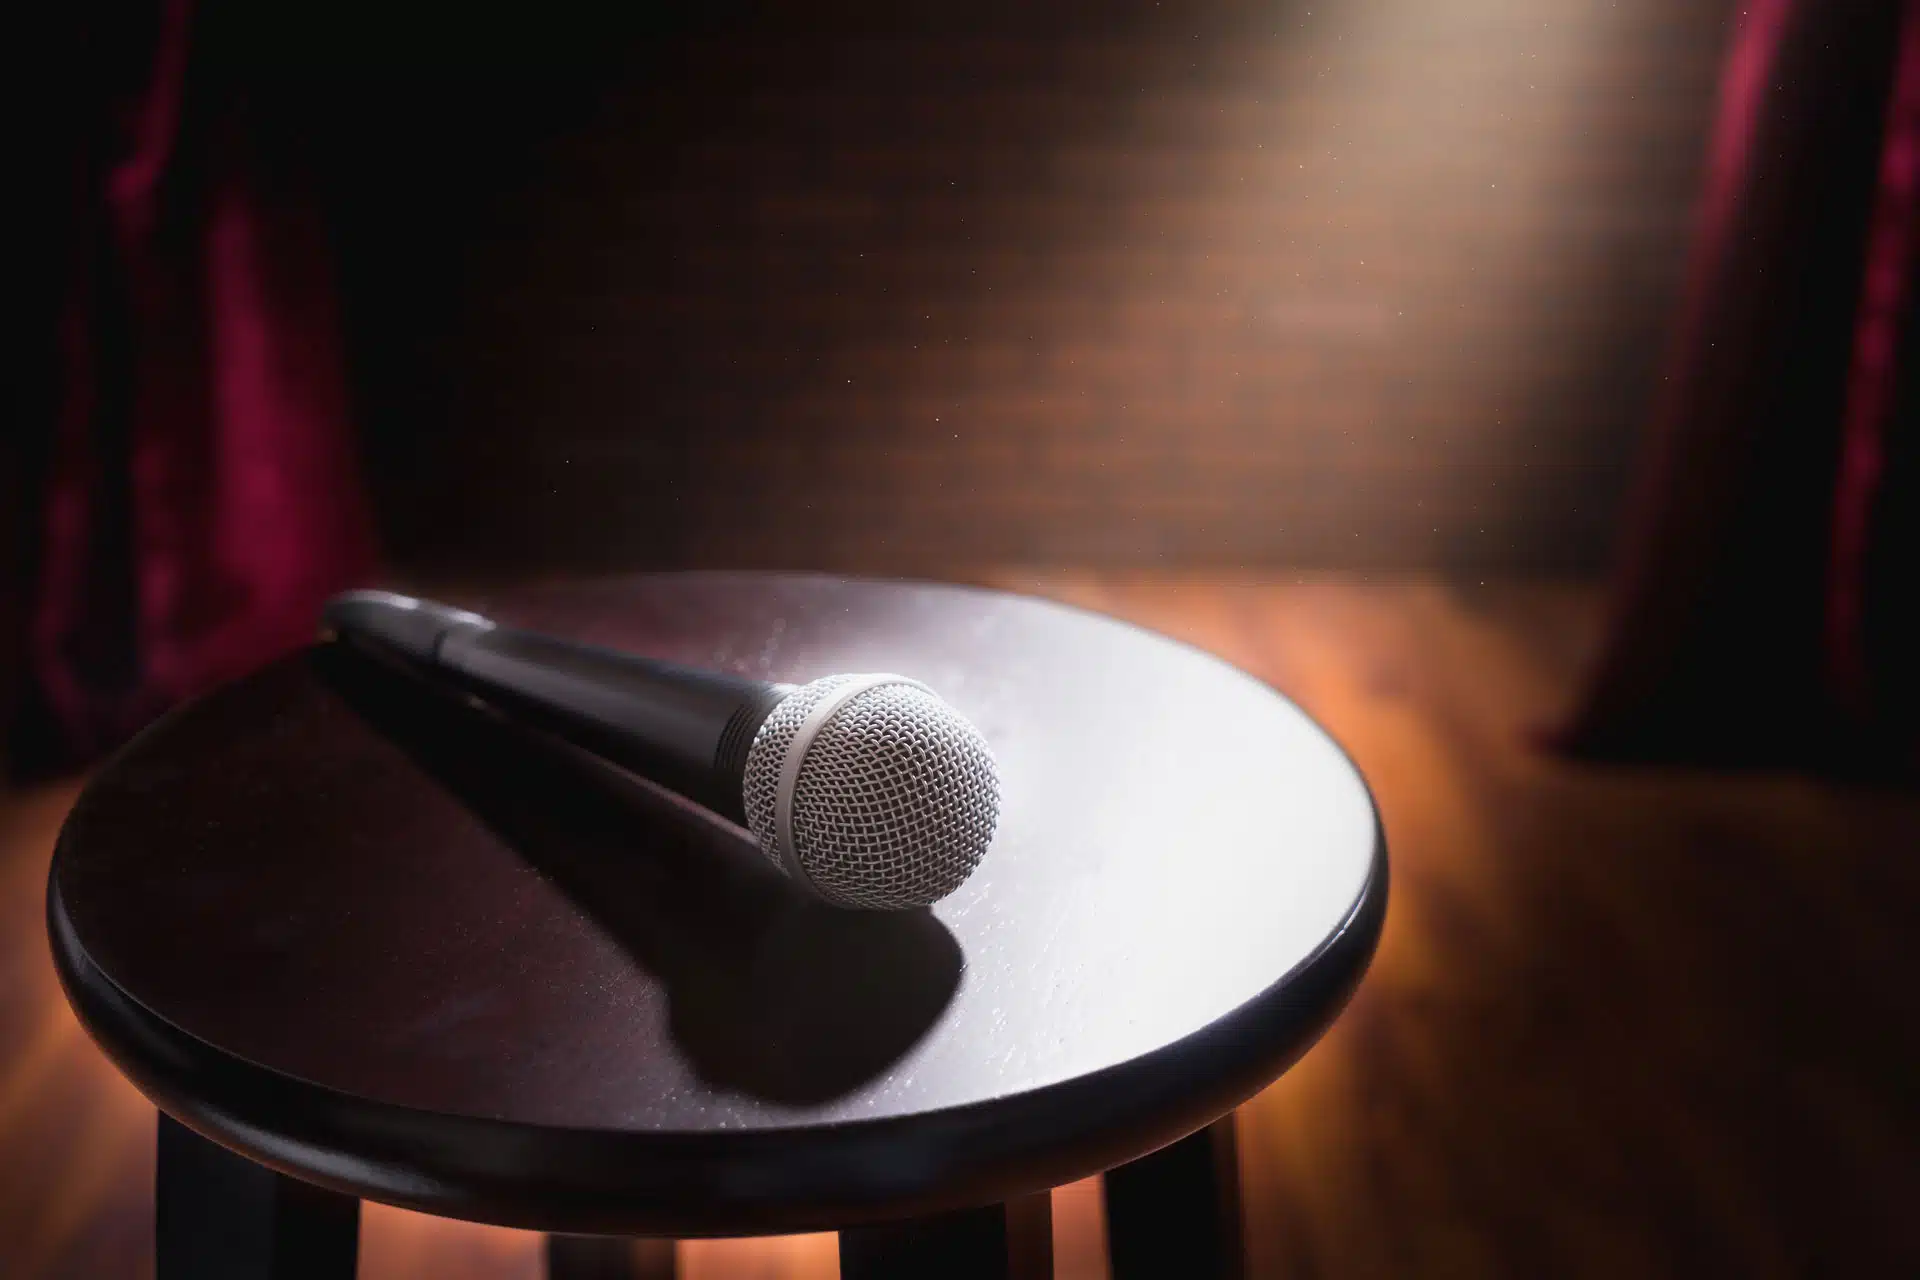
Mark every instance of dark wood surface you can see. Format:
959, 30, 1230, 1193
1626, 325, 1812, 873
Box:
47, 574, 1382, 1236
6, 573, 1918, 1278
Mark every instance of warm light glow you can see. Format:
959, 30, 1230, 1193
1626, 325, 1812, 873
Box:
769, 0, 1709, 566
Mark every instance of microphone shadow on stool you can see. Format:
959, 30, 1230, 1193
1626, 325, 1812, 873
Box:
311, 642, 964, 1106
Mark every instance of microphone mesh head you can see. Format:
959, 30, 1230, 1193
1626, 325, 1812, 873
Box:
742, 675, 1001, 909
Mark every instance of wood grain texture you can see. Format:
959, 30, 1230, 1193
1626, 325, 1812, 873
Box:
7, 573, 1920, 1276
301, 0, 1738, 575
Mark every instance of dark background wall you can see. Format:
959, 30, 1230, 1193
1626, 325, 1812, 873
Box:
285, 0, 1736, 577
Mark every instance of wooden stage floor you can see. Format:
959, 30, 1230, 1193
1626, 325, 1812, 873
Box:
3, 574, 1916, 1277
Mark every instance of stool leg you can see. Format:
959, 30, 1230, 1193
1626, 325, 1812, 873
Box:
1103, 1114, 1244, 1280
545, 1234, 677, 1279
839, 1191, 1052, 1280
1005, 1191, 1055, 1280
157, 1113, 360, 1279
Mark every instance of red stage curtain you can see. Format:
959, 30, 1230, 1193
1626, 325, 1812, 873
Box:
1559, 0, 1920, 775
10, 0, 379, 776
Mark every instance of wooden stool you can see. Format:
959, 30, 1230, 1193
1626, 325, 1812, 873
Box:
48, 574, 1384, 1278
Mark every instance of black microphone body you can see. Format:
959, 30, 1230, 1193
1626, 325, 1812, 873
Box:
322, 591, 787, 824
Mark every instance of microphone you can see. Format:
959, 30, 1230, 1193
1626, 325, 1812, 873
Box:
319, 590, 1000, 910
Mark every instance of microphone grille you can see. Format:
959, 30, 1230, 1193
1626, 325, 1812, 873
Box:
742, 675, 1001, 909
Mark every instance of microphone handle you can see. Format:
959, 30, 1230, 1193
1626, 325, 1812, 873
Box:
323, 593, 788, 824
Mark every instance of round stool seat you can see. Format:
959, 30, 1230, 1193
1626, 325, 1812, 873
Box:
50, 574, 1384, 1239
